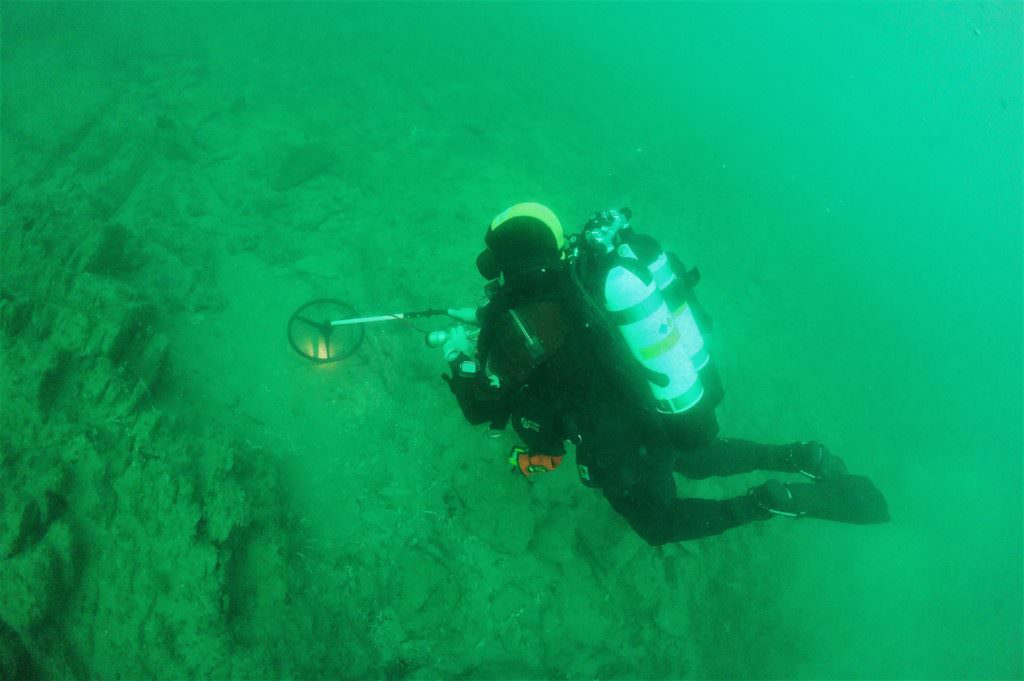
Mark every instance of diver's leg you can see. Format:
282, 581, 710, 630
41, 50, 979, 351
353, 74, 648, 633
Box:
674, 438, 783, 478
602, 474, 771, 546
674, 438, 847, 480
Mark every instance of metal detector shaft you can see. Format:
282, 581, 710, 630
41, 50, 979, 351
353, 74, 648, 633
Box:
328, 308, 450, 327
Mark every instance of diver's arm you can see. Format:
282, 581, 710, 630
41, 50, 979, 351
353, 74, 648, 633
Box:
442, 358, 507, 426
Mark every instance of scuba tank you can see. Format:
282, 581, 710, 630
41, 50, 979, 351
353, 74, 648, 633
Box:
578, 209, 704, 416
628, 235, 709, 370
602, 254, 704, 414
616, 221, 724, 410
573, 208, 723, 444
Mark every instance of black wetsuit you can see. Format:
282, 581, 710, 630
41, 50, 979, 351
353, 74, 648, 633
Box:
446, 265, 783, 546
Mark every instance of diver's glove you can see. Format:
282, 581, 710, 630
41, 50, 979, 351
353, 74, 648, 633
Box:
780, 441, 848, 481
750, 475, 890, 524
427, 324, 480, 371
442, 325, 475, 364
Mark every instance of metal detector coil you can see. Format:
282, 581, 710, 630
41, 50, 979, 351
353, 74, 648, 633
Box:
287, 299, 366, 363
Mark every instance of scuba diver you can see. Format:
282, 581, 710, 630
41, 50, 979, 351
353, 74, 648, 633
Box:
440, 202, 889, 546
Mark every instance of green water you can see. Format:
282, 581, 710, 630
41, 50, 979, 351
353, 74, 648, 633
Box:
1, 2, 1020, 679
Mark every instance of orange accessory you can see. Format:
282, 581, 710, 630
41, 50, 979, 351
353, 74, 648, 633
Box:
508, 446, 564, 477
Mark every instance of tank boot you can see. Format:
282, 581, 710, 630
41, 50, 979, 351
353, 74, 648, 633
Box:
779, 441, 848, 482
